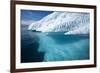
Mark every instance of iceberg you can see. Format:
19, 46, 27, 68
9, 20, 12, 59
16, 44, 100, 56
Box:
64, 24, 89, 35
28, 11, 90, 35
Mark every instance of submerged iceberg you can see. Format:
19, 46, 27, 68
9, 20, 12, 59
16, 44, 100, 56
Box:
28, 12, 90, 35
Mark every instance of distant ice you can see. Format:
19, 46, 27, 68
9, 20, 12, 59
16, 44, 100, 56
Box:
21, 20, 35, 25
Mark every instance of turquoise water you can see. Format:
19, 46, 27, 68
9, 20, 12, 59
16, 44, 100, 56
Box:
36, 32, 89, 61
21, 25, 89, 63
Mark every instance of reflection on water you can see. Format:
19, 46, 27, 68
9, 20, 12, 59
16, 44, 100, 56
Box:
21, 25, 89, 63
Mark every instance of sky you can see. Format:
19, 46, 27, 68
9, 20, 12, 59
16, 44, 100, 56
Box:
21, 10, 53, 21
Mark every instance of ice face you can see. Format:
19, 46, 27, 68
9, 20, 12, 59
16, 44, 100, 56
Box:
28, 11, 90, 35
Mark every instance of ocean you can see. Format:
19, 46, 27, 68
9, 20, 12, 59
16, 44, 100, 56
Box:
21, 25, 89, 63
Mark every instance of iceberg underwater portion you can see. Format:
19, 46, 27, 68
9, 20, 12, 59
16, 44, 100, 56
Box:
21, 11, 90, 62
37, 32, 89, 61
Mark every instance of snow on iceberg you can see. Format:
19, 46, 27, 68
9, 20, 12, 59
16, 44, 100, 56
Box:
28, 11, 90, 35
64, 24, 89, 35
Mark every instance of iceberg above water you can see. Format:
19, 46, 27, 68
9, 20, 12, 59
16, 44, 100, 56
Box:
28, 11, 90, 35
64, 24, 89, 35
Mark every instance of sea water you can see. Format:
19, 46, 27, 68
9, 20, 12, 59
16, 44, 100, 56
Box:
21, 25, 89, 63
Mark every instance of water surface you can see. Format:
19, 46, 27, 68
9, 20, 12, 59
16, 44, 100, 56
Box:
21, 25, 89, 63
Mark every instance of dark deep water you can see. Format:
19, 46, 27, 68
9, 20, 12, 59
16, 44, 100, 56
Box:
21, 25, 90, 63
21, 25, 45, 63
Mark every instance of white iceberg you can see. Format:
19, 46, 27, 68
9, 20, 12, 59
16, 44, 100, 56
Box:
28, 11, 90, 35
